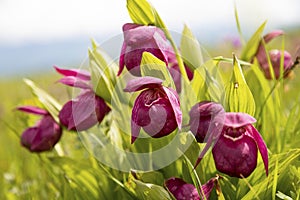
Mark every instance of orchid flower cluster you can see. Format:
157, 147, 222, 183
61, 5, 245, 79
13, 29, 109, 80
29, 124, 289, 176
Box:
15, 1, 299, 199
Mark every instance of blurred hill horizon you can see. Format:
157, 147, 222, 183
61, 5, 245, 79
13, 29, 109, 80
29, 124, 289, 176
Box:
1, 24, 299, 78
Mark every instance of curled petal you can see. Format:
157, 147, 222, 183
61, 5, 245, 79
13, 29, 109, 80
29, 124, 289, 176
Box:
16, 106, 48, 115
57, 76, 91, 89
224, 112, 256, 128
248, 125, 269, 176
263, 30, 284, 43
163, 87, 182, 129
124, 76, 163, 92
54, 65, 91, 80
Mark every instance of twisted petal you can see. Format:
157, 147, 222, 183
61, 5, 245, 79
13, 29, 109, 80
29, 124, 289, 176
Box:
16, 106, 48, 115
247, 125, 269, 176
54, 65, 91, 80
163, 87, 182, 128
124, 76, 163, 92
57, 76, 91, 89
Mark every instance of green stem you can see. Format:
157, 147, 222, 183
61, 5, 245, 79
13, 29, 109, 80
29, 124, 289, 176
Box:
164, 30, 190, 83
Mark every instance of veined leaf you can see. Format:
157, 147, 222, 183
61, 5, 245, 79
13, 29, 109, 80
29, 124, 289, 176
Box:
140, 52, 175, 89
180, 24, 203, 70
240, 21, 267, 61
224, 55, 256, 115
24, 78, 61, 122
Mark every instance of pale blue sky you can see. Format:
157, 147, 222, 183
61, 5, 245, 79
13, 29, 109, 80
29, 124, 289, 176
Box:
0, 0, 299, 45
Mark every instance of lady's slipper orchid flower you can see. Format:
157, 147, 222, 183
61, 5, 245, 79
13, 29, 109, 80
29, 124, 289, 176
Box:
165, 176, 220, 200
54, 66, 111, 131
189, 101, 225, 143
124, 76, 182, 143
212, 112, 268, 178
17, 106, 62, 152
254, 30, 293, 79
118, 23, 171, 76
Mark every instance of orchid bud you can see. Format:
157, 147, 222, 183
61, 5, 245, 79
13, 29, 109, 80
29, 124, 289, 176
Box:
118, 23, 171, 76
212, 112, 268, 178
59, 90, 111, 131
259, 49, 293, 79
165, 177, 219, 200
17, 106, 62, 152
124, 76, 182, 143
255, 30, 293, 79
189, 101, 225, 143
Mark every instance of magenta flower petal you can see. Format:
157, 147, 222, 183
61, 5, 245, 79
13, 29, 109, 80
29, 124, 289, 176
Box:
118, 42, 126, 76
57, 76, 91, 89
131, 120, 141, 144
165, 177, 218, 200
213, 133, 258, 178
16, 106, 48, 115
126, 80, 181, 143
21, 127, 38, 149
19, 111, 62, 152
54, 65, 91, 80
247, 125, 269, 176
123, 76, 163, 92
224, 112, 256, 128
212, 112, 268, 178
59, 90, 110, 131
263, 30, 284, 43
122, 23, 141, 32
163, 87, 182, 129
165, 178, 200, 200
29, 115, 62, 152
119, 23, 170, 76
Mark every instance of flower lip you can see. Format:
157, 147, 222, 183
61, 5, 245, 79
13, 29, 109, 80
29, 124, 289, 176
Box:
224, 112, 256, 128
124, 76, 163, 92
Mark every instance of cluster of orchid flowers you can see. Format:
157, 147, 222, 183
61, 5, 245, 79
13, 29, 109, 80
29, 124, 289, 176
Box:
16, 22, 298, 199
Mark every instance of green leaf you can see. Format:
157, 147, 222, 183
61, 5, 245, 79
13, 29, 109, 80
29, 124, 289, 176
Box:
88, 42, 118, 104
24, 78, 61, 122
240, 21, 267, 61
126, 0, 166, 29
180, 24, 203, 70
191, 60, 223, 102
140, 52, 175, 89
224, 55, 256, 115
125, 173, 172, 200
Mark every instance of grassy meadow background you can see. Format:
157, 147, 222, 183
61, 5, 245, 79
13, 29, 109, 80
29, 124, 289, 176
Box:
0, 26, 300, 199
